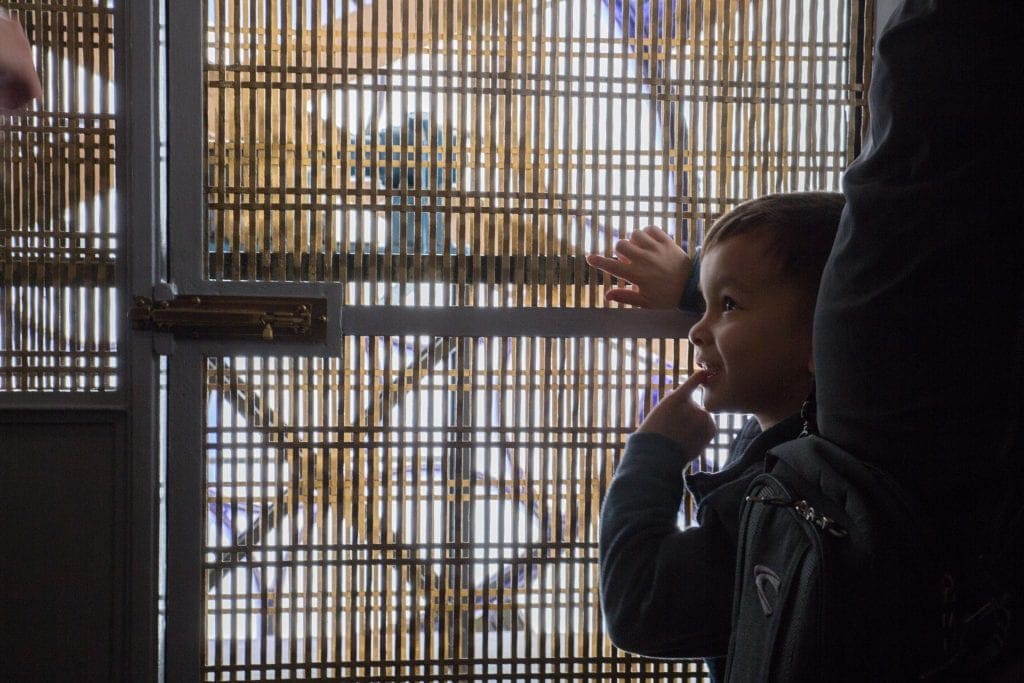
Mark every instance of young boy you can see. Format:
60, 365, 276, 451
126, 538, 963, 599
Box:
592, 192, 844, 679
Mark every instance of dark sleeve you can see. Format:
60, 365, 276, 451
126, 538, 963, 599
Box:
812, 2, 1024, 550
599, 432, 733, 658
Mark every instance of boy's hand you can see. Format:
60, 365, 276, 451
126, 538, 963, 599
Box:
636, 371, 717, 459
586, 226, 693, 308
0, 11, 43, 112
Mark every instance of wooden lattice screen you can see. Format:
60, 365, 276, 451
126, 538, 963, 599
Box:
0, 2, 118, 391
204, 338, 724, 679
199, 0, 871, 680
203, 0, 869, 304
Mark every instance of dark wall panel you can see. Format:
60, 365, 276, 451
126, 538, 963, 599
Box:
0, 412, 126, 682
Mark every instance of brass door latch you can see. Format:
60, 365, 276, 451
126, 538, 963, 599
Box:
129, 294, 328, 342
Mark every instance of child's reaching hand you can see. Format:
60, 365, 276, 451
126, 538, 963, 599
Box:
586, 226, 694, 309
636, 370, 717, 459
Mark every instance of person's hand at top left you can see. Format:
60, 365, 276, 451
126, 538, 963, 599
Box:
0, 9, 43, 112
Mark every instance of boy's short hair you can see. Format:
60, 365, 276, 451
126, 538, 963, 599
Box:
704, 191, 844, 296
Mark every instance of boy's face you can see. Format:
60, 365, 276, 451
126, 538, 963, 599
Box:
689, 233, 814, 429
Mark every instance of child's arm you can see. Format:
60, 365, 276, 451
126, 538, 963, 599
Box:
586, 226, 695, 309
600, 372, 731, 657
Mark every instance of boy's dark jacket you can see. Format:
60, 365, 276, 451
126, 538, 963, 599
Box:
599, 413, 802, 681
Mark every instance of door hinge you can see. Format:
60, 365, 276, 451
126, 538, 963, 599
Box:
129, 294, 327, 342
